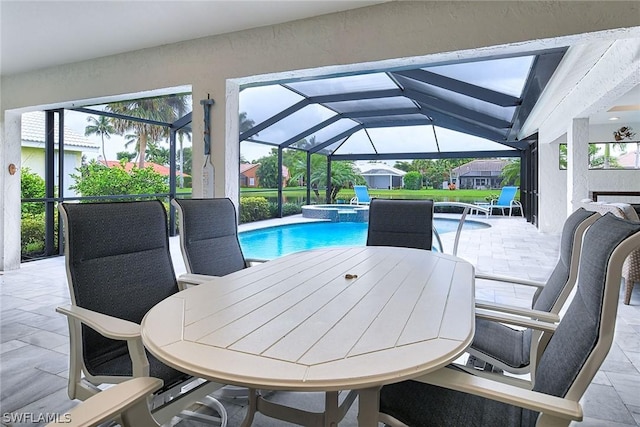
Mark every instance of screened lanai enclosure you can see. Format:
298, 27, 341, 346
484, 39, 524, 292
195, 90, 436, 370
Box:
20, 94, 193, 260
239, 48, 567, 223
23, 48, 566, 261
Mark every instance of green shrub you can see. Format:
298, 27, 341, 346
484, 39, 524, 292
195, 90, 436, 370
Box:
403, 171, 423, 190
282, 203, 302, 216
21, 213, 45, 254
266, 202, 302, 218
239, 197, 270, 223
21, 168, 46, 215
70, 160, 168, 199
21, 211, 59, 258
267, 202, 278, 218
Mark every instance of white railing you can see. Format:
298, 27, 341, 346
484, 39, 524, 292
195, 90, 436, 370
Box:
434, 202, 490, 255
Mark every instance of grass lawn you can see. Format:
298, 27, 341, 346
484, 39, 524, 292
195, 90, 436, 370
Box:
241, 187, 508, 203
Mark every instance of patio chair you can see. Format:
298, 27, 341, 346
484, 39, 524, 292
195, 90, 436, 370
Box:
350, 185, 371, 205
172, 197, 263, 399
582, 200, 640, 305
488, 186, 523, 216
172, 198, 264, 287
46, 377, 164, 427
56, 201, 226, 426
469, 208, 600, 374
379, 213, 640, 427
366, 198, 434, 250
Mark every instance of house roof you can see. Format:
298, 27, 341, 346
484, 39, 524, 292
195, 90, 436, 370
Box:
21, 111, 98, 150
240, 163, 289, 178
102, 160, 190, 177
358, 163, 406, 176
452, 159, 510, 177
240, 163, 260, 174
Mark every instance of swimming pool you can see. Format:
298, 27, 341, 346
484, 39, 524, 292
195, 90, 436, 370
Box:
239, 218, 489, 260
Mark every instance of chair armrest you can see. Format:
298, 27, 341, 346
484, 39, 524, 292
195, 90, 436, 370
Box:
475, 308, 558, 333
475, 272, 546, 289
46, 377, 163, 427
414, 367, 582, 421
56, 305, 140, 340
177, 273, 219, 288
475, 300, 560, 323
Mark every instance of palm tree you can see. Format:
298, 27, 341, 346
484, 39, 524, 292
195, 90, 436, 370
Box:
310, 161, 359, 202
107, 96, 183, 168
501, 159, 520, 186
84, 115, 115, 163
166, 95, 191, 187
239, 112, 255, 134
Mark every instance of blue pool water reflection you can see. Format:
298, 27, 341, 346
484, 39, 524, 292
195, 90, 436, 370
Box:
239, 218, 489, 260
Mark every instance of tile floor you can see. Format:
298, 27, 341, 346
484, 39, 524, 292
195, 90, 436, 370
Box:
1, 215, 639, 426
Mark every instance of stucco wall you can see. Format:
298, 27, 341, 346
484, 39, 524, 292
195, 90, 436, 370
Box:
2, 1, 640, 269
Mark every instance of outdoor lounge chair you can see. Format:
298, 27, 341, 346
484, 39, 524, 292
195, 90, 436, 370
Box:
56, 201, 226, 426
367, 198, 434, 250
379, 213, 640, 427
469, 208, 600, 374
350, 185, 371, 205
487, 186, 523, 216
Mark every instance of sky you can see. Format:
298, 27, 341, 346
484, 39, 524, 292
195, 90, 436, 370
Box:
63, 109, 273, 163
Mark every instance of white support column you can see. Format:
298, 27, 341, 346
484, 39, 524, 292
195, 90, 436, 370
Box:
0, 112, 23, 270
567, 118, 590, 213
538, 133, 566, 233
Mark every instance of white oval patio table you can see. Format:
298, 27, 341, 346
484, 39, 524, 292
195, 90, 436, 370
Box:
141, 246, 475, 427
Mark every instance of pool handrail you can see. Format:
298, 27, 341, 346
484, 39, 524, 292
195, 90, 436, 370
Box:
434, 202, 490, 256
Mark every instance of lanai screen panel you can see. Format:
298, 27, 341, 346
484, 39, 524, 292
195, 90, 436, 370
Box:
394, 74, 517, 126
239, 85, 304, 126
289, 118, 359, 150
427, 56, 534, 97
324, 96, 417, 114
284, 73, 398, 96
326, 132, 376, 156
250, 103, 336, 144
432, 127, 517, 152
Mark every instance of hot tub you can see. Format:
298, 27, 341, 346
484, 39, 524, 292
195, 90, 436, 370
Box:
301, 204, 369, 222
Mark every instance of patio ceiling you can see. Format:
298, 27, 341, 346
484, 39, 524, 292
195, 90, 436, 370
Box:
239, 48, 567, 161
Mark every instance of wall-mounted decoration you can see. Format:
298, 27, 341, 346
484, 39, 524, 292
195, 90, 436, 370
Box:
613, 126, 636, 141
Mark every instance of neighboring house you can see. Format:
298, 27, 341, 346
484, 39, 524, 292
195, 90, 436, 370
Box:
101, 160, 190, 178
451, 159, 510, 190
21, 112, 99, 197
358, 163, 406, 189
240, 163, 260, 187
240, 163, 289, 188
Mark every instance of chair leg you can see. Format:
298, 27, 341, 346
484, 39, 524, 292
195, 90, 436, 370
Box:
624, 280, 635, 305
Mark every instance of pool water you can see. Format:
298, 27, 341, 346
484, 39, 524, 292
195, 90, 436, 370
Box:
239, 218, 489, 260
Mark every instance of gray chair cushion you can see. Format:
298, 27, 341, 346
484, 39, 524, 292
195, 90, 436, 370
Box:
61, 201, 186, 388
380, 213, 640, 427
174, 198, 247, 276
366, 199, 434, 250
532, 208, 595, 312
533, 214, 640, 398
470, 208, 594, 369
